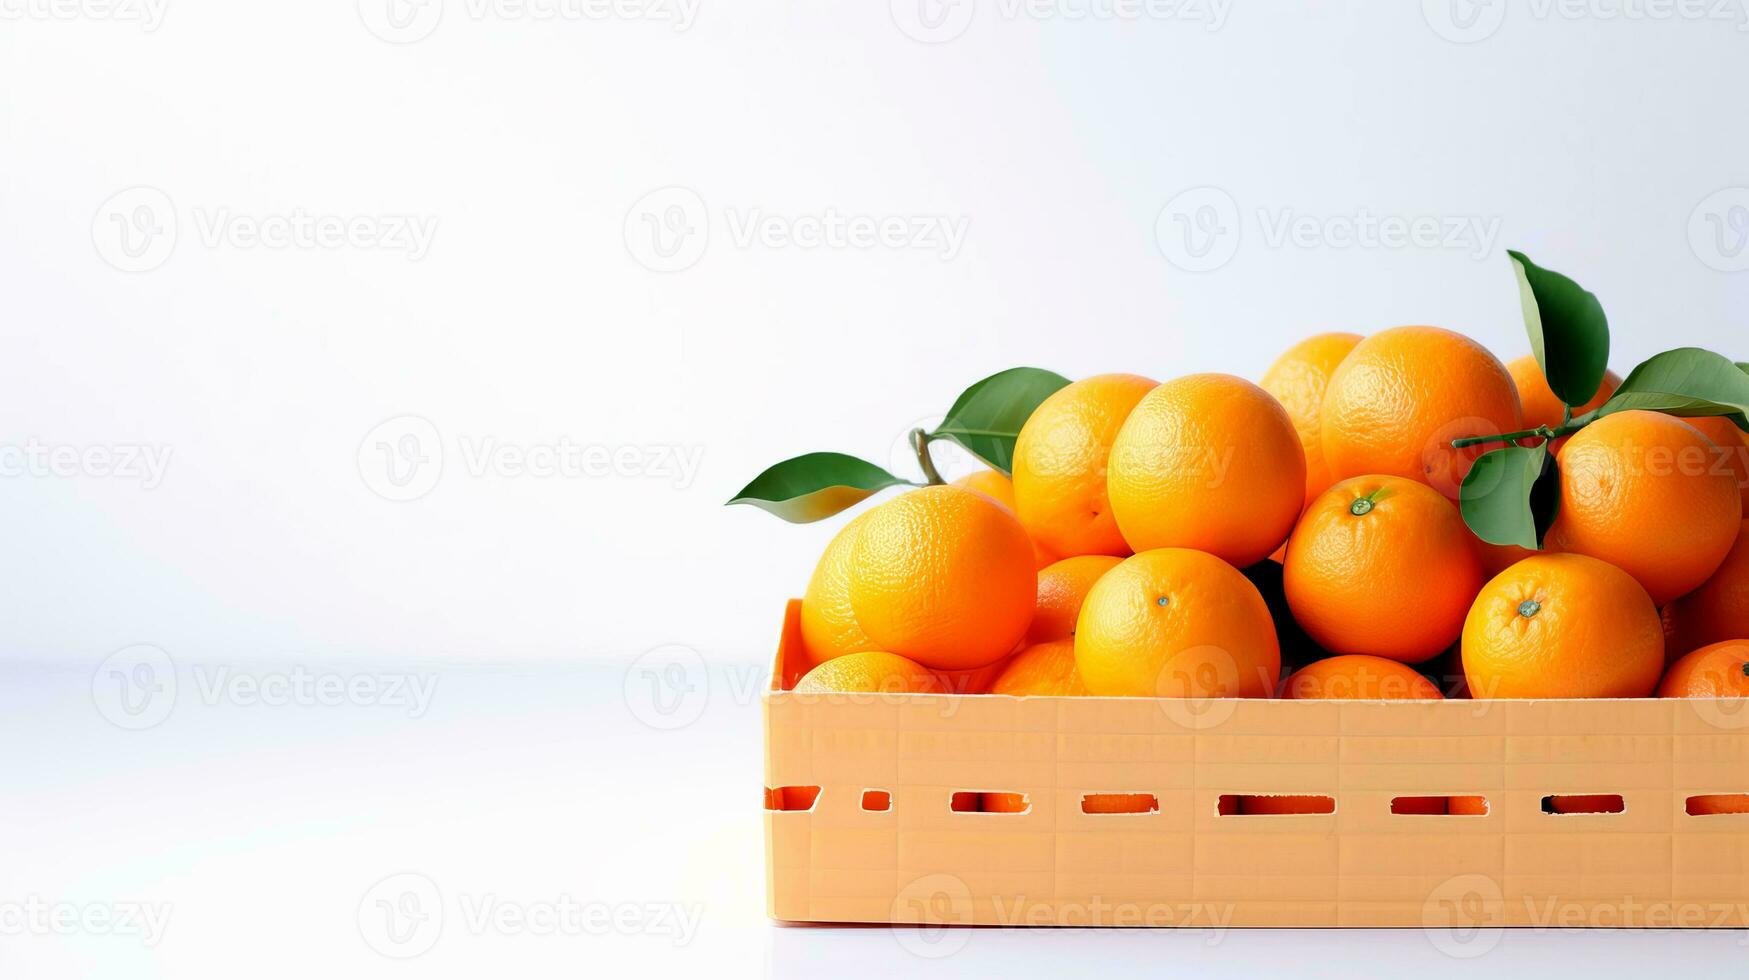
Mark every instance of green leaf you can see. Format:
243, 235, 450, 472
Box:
1508, 250, 1611, 408
930, 367, 1071, 475
1596, 347, 1749, 430
1459, 444, 1561, 549
727, 452, 908, 523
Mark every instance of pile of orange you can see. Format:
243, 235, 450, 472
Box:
787, 326, 1748, 711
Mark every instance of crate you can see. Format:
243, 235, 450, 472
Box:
762, 600, 1749, 929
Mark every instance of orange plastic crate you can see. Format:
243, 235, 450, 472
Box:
763, 600, 1749, 928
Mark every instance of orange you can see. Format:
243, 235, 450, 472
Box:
1461, 553, 1664, 699
849, 485, 1036, 671
1667, 519, 1749, 657
1658, 639, 1749, 698
1259, 331, 1364, 507
1682, 415, 1749, 518
1476, 538, 1535, 579
952, 469, 1058, 569
1283, 476, 1484, 663
1029, 555, 1123, 643
987, 639, 1087, 696
938, 656, 1013, 696
1548, 410, 1742, 605
1320, 326, 1522, 499
798, 511, 877, 677
1505, 355, 1619, 453
1107, 374, 1305, 567
1279, 654, 1444, 700
793, 651, 942, 694
1012, 373, 1157, 558
1074, 548, 1280, 698
1236, 796, 1336, 816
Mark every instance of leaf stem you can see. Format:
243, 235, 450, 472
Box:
911, 428, 946, 486
1451, 423, 1583, 450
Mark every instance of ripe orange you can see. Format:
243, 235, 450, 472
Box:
938, 657, 1014, 696
1012, 373, 1158, 558
1107, 374, 1306, 567
1283, 476, 1484, 663
1461, 553, 1664, 699
1657, 639, 1749, 698
798, 511, 877, 676
1475, 538, 1535, 579
1029, 555, 1123, 643
793, 651, 942, 694
849, 485, 1036, 671
987, 639, 1087, 696
1666, 519, 1749, 658
1682, 415, 1749, 518
1548, 410, 1742, 605
1279, 654, 1444, 700
1260, 332, 1363, 507
1505, 355, 1619, 453
1074, 548, 1280, 698
952, 469, 1058, 569
1320, 326, 1522, 499
1236, 796, 1336, 816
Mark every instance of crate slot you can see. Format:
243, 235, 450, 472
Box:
1219, 794, 1335, 815
1389, 795, 1489, 815
763, 785, 820, 812
1542, 794, 1625, 815
952, 791, 1029, 813
1686, 794, 1749, 816
861, 789, 891, 812
1081, 793, 1159, 814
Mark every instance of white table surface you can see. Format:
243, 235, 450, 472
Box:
3, 657, 1741, 978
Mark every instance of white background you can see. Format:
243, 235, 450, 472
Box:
3, 0, 1748, 976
